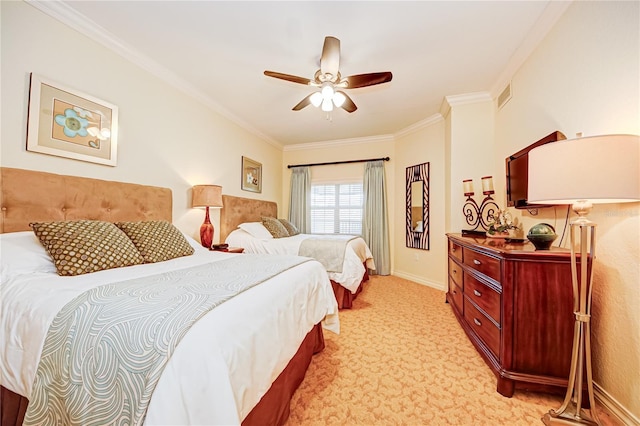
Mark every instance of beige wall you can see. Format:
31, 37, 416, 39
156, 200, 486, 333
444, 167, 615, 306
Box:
493, 1, 640, 420
1, 1, 283, 244
393, 118, 446, 288
2, 0, 638, 421
443, 96, 496, 234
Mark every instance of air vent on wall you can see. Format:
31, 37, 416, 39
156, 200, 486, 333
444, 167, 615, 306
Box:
498, 82, 512, 110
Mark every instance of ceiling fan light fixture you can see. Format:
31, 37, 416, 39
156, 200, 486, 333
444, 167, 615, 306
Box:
332, 91, 346, 108
264, 36, 392, 115
310, 92, 323, 107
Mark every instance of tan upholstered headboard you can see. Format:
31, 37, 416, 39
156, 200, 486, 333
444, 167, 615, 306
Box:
0, 167, 172, 233
219, 195, 277, 243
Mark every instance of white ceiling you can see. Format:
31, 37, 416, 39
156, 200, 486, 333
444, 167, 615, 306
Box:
32, 1, 567, 148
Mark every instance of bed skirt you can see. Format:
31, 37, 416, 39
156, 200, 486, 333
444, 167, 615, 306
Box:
0, 323, 325, 426
331, 263, 369, 309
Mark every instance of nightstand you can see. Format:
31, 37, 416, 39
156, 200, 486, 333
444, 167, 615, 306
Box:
210, 246, 244, 253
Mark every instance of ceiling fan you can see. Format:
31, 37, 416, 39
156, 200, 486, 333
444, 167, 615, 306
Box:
264, 36, 392, 113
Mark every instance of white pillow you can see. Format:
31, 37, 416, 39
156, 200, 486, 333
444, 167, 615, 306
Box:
225, 228, 257, 247
1, 231, 57, 280
237, 222, 273, 240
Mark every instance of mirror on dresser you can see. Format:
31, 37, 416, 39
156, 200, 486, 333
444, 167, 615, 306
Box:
406, 162, 429, 250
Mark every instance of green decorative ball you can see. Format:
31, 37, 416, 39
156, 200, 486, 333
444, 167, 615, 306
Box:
527, 223, 557, 250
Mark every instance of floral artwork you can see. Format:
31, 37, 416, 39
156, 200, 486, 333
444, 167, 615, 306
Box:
241, 156, 262, 193
27, 74, 118, 166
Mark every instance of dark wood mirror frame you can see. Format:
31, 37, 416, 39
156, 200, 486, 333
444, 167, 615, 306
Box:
406, 162, 429, 250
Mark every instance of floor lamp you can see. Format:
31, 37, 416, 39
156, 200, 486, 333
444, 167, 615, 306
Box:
528, 134, 640, 425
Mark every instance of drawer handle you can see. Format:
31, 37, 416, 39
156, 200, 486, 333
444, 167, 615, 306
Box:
473, 259, 481, 265
473, 289, 482, 297
474, 318, 482, 326
452, 247, 457, 252
453, 289, 458, 295
452, 268, 458, 274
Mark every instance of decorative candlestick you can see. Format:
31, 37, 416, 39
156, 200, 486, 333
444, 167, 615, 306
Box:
461, 176, 499, 236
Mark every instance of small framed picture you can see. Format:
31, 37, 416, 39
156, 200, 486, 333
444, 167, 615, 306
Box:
26, 73, 118, 166
241, 156, 262, 193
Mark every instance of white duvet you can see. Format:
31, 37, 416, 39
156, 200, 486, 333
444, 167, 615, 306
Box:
0, 231, 339, 425
225, 230, 376, 293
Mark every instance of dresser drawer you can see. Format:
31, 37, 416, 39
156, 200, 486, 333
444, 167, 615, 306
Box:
449, 240, 463, 261
463, 248, 500, 282
448, 280, 463, 313
464, 299, 500, 357
448, 258, 463, 287
464, 272, 501, 324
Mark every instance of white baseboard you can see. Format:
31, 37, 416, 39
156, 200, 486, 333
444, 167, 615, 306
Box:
595, 382, 640, 425
391, 271, 446, 292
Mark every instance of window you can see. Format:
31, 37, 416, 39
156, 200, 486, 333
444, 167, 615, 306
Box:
310, 183, 363, 234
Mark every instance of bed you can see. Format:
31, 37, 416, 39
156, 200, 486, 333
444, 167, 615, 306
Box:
220, 195, 375, 309
0, 167, 339, 426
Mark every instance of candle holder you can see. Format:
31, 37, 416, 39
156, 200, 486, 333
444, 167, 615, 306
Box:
461, 177, 499, 236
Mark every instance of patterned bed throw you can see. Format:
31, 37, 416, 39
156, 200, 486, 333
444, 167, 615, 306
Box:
298, 235, 356, 273
24, 254, 310, 426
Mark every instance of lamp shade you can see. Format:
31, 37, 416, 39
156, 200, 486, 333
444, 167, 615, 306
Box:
192, 185, 223, 208
528, 134, 640, 204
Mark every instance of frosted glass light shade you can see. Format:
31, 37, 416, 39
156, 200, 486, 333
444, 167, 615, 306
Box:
321, 84, 334, 100
310, 92, 323, 107
333, 91, 346, 107
528, 134, 640, 205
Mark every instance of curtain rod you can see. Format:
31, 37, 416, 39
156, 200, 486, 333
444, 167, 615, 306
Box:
287, 156, 390, 169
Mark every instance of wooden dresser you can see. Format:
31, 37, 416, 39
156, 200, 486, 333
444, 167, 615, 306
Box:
446, 233, 583, 397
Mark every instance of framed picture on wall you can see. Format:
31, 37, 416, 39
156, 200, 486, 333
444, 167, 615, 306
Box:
26, 73, 118, 166
241, 156, 262, 193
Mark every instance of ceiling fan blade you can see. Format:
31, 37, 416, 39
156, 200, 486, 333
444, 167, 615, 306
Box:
320, 36, 340, 79
292, 94, 313, 111
344, 72, 393, 88
337, 91, 357, 113
264, 70, 311, 85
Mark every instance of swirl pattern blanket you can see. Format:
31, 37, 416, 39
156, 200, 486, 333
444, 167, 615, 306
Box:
23, 254, 310, 426
298, 235, 356, 273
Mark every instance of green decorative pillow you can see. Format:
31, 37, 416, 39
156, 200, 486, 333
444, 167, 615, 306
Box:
30, 220, 144, 276
261, 216, 290, 238
278, 218, 300, 236
115, 221, 194, 263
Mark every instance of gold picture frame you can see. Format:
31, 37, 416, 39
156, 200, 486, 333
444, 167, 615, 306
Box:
241, 156, 262, 193
27, 73, 118, 166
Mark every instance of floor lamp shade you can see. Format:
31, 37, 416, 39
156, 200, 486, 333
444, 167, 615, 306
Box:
192, 185, 223, 248
527, 134, 639, 426
528, 134, 640, 205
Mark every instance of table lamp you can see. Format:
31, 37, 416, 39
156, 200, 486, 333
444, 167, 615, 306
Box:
192, 185, 223, 248
528, 134, 640, 425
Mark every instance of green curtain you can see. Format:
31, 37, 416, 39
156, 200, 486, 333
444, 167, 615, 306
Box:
362, 160, 390, 275
288, 166, 311, 233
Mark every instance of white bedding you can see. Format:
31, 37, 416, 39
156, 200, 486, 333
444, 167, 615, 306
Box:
225, 229, 376, 293
0, 231, 339, 425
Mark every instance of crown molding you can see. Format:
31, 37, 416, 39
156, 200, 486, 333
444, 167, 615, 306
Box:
394, 114, 444, 139
283, 134, 394, 151
284, 113, 444, 150
440, 92, 493, 117
25, 0, 283, 150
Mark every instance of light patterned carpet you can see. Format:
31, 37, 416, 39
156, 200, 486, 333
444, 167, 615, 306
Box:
286, 275, 619, 426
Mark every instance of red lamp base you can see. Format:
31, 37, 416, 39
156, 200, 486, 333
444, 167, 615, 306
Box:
200, 206, 214, 249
